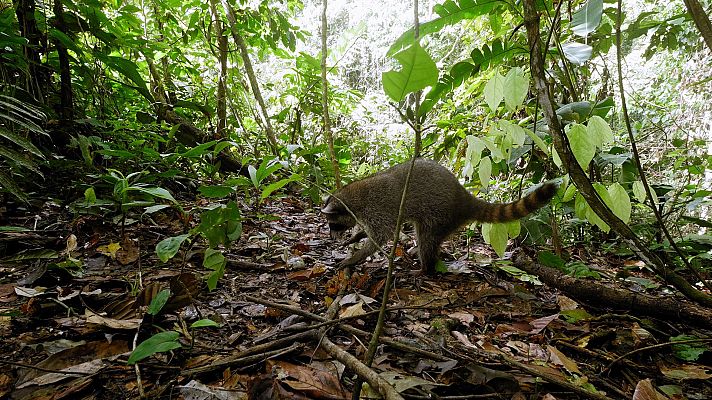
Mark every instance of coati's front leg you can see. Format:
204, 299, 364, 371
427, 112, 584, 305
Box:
338, 228, 390, 267
342, 228, 367, 245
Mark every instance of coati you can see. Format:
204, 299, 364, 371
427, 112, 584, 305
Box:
321, 158, 556, 275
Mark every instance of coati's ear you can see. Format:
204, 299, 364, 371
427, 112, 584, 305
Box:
321, 196, 339, 214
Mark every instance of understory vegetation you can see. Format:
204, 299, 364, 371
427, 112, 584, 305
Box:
0, 0, 711, 398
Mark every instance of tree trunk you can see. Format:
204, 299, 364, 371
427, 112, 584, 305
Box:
52, 0, 73, 121
13, 0, 48, 101
320, 0, 341, 188
683, 0, 712, 51
220, 0, 279, 155
521, 0, 712, 307
208, 0, 228, 137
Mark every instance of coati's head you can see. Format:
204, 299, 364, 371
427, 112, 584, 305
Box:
321, 195, 356, 239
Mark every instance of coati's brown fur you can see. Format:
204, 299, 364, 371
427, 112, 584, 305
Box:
321, 158, 556, 274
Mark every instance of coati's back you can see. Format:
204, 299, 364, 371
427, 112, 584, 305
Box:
348, 159, 555, 225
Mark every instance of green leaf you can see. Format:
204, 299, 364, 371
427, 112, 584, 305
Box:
131, 186, 177, 204
670, 335, 708, 362
499, 120, 526, 147
156, 234, 190, 263
632, 180, 646, 202
261, 174, 301, 200
0, 170, 28, 203
84, 187, 96, 203
607, 183, 631, 223
464, 135, 485, 179
560, 309, 593, 323
478, 156, 492, 189
387, 0, 499, 56
190, 319, 220, 329
0, 127, 44, 158
561, 42, 592, 65
586, 116, 614, 146
562, 184, 577, 202
483, 223, 508, 257
144, 204, 170, 214
48, 28, 83, 54
538, 251, 566, 269
483, 71, 504, 111
203, 248, 226, 291
0, 144, 42, 176
524, 128, 549, 155
503, 68, 528, 111
571, 0, 603, 36
587, 183, 610, 232
127, 331, 181, 365
197, 202, 242, 248
382, 41, 439, 102
506, 220, 521, 238
566, 123, 596, 169
147, 289, 171, 316
180, 140, 218, 158
99, 55, 154, 103
574, 193, 588, 220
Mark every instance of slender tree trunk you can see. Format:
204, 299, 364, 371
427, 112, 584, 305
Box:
208, 0, 228, 137
521, 0, 712, 307
13, 0, 48, 101
683, 0, 712, 51
52, 0, 73, 121
412, 0, 422, 157
320, 0, 341, 188
220, 0, 279, 155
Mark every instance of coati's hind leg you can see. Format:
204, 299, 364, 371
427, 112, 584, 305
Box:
415, 223, 449, 275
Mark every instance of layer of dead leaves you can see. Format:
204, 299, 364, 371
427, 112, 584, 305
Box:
0, 195, 710, 400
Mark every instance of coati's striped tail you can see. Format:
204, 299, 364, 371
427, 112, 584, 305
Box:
473, 183, 557, 223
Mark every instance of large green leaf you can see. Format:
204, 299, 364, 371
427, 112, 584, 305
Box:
204, 248, 226, 291
0, 169, 28, 203
586, 116, 614, 146
48, 28, 83, 55
588, 183, 611, 232
387, 0, 500, 56
478, 156, 492, 189
261, 174, 301, 200
483, 72, 504, 111
382, 41, 438, 102
482, 222, 508, 257
503, 68, 528, 111
156, 234, 190, 263
561, 42, 592, 65
197, 201, 242, 248
0, 145, 42, 176
127, 331, 181, 365
566, 123, 596, 169
0, 127, 44, 158
571, 0, 603, 36
607, 183, 631, 223
131, 186, 177, 204
632, 180, 646, 203
98, 55, 154, 102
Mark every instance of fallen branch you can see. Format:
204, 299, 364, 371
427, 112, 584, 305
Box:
181, 335, 309, 376
513, 252, 712, 329
315, 333, 404, 400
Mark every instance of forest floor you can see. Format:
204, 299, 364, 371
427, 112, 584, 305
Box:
0, 193, 711, 400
